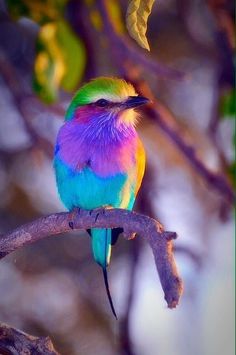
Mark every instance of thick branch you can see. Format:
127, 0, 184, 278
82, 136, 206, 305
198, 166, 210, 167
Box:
0, 208, 183, 308
0, 322, 59, 355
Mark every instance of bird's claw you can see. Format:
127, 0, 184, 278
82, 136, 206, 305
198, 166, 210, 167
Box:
69, 221, 74, 230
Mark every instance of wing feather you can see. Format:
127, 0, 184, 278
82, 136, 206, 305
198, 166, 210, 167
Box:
134, 138, 146, 196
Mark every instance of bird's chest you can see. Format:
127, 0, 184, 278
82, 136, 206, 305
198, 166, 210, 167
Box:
58, 134, 137, 177
89, 142, 136, 177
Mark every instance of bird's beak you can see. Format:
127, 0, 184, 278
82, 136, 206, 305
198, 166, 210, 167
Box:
122, 96, 150, 109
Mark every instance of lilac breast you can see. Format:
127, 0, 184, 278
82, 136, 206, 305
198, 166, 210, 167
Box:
56, 120, 138, 177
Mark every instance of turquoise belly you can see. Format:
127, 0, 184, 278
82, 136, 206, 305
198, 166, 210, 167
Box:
54, 157, 134, 211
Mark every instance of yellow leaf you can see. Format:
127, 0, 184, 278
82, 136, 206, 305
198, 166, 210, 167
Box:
34, 22, 66, 102
33, 20, 86, 103
107, 0, 125, 34
90, 9, 103, 31
126, 0, 155, 51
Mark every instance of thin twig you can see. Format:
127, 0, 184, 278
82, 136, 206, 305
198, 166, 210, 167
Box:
145, 103, 235, 203
0, 208, 183, 308
0, 52, 54, 157
129, 77, 235, 204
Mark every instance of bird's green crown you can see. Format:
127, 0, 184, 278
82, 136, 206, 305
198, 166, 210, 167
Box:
65, 77, 137, 120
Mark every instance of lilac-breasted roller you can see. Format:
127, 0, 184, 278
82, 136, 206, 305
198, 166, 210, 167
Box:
54, 77, 148, 317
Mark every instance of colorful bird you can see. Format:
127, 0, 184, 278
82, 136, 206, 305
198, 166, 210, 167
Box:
54, 77, 148, 317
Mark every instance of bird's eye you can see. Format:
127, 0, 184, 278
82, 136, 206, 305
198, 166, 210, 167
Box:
95, 99, 109, 107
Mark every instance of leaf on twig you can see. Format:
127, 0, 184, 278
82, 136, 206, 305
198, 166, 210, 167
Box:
126, 0, 155, 51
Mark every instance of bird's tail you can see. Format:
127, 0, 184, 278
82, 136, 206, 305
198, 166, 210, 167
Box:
102, 267, 117, 319
91, 228, 117, 318
91, 228, 111, 267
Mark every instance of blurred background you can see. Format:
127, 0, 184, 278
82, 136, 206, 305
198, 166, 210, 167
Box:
0, 0, 235, 354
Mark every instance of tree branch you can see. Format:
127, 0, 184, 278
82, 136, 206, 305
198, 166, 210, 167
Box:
0, 208, 183, 308
146, 103, 235, 203
128, 77, 235, 204
0, 52, 54, 158
0, 322, 59, 355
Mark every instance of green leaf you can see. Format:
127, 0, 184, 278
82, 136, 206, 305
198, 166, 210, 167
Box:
220, 88, 236, 119
228, 161, 236, 188
57, 21, 86, 92
126, 0, 155, 51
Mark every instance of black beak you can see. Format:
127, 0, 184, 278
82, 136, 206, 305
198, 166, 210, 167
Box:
123, 96, 150, 109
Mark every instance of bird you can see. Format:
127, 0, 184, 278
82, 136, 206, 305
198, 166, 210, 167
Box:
54, 77, 148, 318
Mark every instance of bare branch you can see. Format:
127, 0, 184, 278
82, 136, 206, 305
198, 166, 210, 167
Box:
0, 208, 183, 308
0, 322, 59, 355
128, 77, 235, 204
145, 103, 235, 204
0, 52, 54, 158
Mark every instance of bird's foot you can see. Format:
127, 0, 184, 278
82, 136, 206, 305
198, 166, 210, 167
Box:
101, 205, 113, 213
69, 221, 74, 230
88, 208, 104, 222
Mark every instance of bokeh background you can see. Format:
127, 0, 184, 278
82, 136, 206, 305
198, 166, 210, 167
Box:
0, 0, 235, 354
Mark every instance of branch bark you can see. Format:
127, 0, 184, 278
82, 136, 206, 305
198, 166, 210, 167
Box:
0, 323, 59, 355
0, 208, 183, 308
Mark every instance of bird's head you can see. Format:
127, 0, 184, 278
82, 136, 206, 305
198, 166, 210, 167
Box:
65, 77, 149, 127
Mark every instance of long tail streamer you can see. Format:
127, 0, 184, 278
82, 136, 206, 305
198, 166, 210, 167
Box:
102, 268, 117, 319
